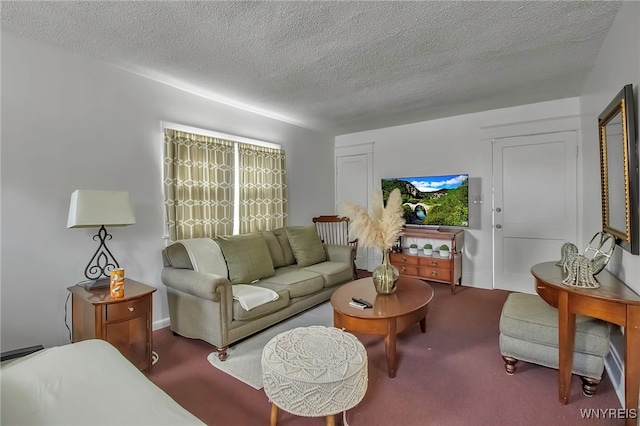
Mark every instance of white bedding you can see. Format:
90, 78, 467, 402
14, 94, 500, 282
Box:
0, 339, 204, 425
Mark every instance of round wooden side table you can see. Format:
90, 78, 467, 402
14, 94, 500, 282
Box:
331, 276, 434, 378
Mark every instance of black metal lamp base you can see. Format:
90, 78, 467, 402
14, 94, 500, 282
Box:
82, 277, 110, 290
83, 225, 120, 284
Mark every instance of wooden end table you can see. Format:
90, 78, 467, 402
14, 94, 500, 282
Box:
331, 277, 434, 378
531, 262, 640, 426
68, 279, 156, 371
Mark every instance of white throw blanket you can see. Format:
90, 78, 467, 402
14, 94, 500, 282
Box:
175, 238, 224, 275
176, 238, 279, 310
232, 284, 279, 310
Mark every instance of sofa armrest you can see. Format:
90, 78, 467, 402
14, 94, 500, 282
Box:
161, 268, 231, 302
324, 244, 356, 264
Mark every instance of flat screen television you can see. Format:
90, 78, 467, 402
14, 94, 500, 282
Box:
382, 174, 469, 227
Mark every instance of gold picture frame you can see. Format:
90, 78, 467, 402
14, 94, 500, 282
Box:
598, 84, 638, 255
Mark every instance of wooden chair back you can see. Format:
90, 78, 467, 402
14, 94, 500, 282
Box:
312, 215, 352, 246
312, 215, 359, 279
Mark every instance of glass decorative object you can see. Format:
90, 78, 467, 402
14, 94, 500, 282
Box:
562, 255, 600, 288
557, 232, 616, 289
584, 232, 615, 274
556, 242, 578, 273
372, 249, 399, 295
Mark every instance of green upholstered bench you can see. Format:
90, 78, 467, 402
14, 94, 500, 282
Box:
499, 292, 610, 397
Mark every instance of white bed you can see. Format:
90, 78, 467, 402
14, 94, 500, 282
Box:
0, 339, 204, 425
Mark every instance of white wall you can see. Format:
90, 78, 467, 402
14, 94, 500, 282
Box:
336, 98, 582, 289
334, 4, 640, 293
578, 2, 639, 406
0, 32, 335, 351
579, 0, 640, 296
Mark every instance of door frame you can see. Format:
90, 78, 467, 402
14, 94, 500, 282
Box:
492, 131, 578, 293
335, 142, 375, 270
480, 115, 583, 289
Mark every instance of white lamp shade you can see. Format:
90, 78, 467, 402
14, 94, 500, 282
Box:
67, 190, 136, 228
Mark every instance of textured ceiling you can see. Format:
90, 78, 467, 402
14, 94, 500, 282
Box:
1, 1, 621, 135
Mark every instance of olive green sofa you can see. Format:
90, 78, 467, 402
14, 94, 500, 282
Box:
161, 226, 356, 361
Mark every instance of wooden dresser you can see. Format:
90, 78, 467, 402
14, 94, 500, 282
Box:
68, 279, 156, 371
390, 228, 464, 294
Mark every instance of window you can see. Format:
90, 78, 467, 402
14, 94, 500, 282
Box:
163, 124, 287, 241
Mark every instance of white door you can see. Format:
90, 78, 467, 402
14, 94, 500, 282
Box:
336, 154, 370, 270
493, 131, 577, 293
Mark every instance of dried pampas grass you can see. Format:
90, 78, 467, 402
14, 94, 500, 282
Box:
340, 188, 405, 250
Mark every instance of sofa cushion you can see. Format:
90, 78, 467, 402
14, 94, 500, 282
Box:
272, 228, 296, 265
286, 225, 327, 267
260, 267, 325, 298
499, 293, 610, 356
261, 231, 287, 268
302, 261, 353, 288
215, 234, 275, 284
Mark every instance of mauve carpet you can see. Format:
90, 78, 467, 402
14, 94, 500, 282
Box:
148, 280, 622, 425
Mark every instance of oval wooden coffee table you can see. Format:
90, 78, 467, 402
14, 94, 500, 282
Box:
331, 277, 434, 378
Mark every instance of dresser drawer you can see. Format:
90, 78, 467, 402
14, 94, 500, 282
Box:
106, 297, 148, 322
535, 282, 558, 307
390, 253, 419, 266
419, 267, 451, 282
419, 257, 452, 270
395, 264, 419, 276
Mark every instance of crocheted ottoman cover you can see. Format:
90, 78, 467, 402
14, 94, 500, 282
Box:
261, 325, 368, 417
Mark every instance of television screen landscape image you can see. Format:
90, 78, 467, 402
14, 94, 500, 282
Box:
382, 174, 469, 227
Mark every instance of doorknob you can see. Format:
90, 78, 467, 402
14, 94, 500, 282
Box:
496, 224, 502, 229
495, 207, 502, 212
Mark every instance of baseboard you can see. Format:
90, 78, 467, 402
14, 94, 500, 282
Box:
463, 270, 494, 290
153, 317, 170, 331
604, 325, 625, 409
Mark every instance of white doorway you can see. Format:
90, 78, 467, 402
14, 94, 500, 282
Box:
336, 144, 374, 271
336, 154, 369, 211
492, 131, 577, 293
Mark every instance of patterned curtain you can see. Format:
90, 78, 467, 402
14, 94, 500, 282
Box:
238, 143, 287, 233
163, 129, 234, 241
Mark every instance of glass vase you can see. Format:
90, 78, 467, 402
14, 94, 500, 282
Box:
372, 249, 399, 295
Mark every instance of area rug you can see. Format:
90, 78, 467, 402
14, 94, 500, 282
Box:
207, 301, 333, 390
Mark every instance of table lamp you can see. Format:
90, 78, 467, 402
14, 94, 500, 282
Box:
67, 190, 136, 289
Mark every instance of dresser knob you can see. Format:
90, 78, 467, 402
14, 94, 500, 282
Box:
128, 307, 134, 312
401, 267, 407, 272
401, 256, 407, 262
431, 271, 438, 277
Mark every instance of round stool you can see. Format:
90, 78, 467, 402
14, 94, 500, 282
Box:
261, 325, 368, 426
